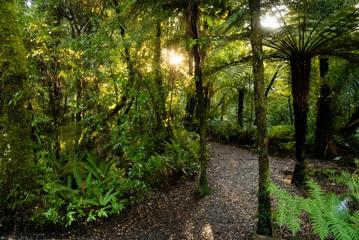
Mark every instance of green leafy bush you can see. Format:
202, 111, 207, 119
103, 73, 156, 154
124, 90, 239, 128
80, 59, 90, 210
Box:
163, 130, 200, 178
208, 119, 256, 145
268, 125, 295, 153
208, 120, 241, 143
129, 129, 200, 186
270, 169, 359, 239
33, 153, 148, 226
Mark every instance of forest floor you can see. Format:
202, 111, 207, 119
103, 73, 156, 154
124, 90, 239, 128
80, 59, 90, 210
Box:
6, 142, 340, 240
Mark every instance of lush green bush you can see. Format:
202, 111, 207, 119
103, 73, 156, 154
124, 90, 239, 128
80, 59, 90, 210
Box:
129, 129, 200, 186
208, 120, 295, 152
268, 124, 295, 153
208, 119, 241, 143
163, 130, 200, 178
270, 168, 359, 240
32, 152, 148, 226
208, 119, 256, 145
15, 129, 200, 227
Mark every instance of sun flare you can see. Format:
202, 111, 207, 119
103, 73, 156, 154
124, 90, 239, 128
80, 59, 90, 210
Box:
261, 15, 280, 29
167, 50, 184, 66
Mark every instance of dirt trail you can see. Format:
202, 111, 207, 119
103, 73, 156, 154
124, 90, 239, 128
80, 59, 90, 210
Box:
10, 142, 298, 240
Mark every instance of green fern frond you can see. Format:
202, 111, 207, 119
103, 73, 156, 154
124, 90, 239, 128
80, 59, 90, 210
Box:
350, 211, 359, 229
270, 174, 359, 240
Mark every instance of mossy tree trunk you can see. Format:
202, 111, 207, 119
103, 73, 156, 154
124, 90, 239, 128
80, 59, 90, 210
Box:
291, 56, 311, 187
188, 0, 209, 196
0, 0, 34, 206
249, 0, 272, 236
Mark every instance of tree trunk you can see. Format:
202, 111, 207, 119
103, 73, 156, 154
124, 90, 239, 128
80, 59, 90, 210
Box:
184, 91, 197, 129
249, 0, 272, 236
188, 0, 209, 197
291, 56, 311, 187
153, 20, 167, 133
0, 0, 34, 204
237, 87, 245, 127
314, 57, 332, 158
48, 62, 62, 159
75, 77, 83, 122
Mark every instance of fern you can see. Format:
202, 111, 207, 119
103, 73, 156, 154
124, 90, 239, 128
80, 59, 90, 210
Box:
269, 184, 303, 234
270, 174, 359, 240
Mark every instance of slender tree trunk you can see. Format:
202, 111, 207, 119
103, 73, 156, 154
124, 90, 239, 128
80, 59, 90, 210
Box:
188, 0, 209, 196
249, 0, 272, 236
0, 0, 34, 204
188, 50, 194, 76
154, 20, 167, 133
314, 57, 332, 158
237, 87, 245, 127
75, 77, 83, 122
184, 92, 197, 129
291, 56, 311, 187
184, 32, 196, 128
48, 63, 62, 159
184, 41, 196, 129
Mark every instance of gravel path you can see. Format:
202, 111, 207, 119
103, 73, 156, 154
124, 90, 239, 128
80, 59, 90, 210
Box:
7, 142, 300, 240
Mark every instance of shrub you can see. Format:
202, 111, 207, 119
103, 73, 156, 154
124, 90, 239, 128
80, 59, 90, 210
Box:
268, 125, 295, 153
208, 119, 241, 143
33, 153, 148, 226
129, 129, 200, 186
208, 119, 257, 145
163, 129, 200, 178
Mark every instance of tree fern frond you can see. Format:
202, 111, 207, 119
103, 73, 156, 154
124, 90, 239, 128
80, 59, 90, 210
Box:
350, 211, 359, 229
271, 174, 359, 240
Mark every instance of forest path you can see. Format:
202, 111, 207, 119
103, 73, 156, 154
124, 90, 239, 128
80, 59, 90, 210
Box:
51, 142, 295, 240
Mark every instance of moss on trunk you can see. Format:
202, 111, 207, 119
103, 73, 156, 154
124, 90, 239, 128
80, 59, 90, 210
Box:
249, 0, 272, 236
0, 0, 34, 206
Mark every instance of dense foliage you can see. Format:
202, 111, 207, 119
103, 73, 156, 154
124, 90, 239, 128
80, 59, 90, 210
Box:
270, 166, 359, 239
0, 0, 358, 237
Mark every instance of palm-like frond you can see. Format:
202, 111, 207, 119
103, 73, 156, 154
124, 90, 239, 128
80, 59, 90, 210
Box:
264, 1, 359, 58
270, 175, 359, 240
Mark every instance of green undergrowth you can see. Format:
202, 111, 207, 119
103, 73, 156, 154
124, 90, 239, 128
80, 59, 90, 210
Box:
208, 120, 295, 154
270, 164, 359, 240
208, 119, 256, 145
267, 124, 295, 153
0, 129, 200, 228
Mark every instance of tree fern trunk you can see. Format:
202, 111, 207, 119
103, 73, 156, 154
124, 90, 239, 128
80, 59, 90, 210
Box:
314, 57, 332, 158
291, 56, 311, 187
